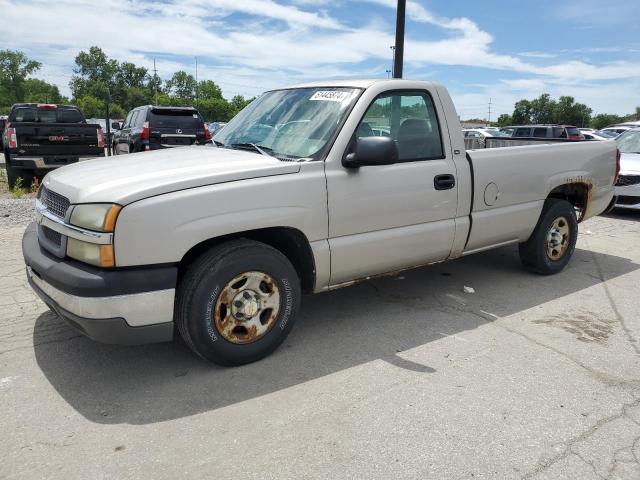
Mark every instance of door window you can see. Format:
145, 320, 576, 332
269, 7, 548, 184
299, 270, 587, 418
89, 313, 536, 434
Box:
122, 111, 133, 129
533, 127, 548, 138
357, 91, 444, 162
129, 111, 140, 129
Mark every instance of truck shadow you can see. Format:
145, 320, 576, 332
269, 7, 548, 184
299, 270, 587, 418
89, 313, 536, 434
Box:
33, 245, 638, 425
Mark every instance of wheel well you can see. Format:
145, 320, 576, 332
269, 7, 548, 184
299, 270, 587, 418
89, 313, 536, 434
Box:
547, 182, 591, 222
547, 182, 590, 222
178, 227, 316, 293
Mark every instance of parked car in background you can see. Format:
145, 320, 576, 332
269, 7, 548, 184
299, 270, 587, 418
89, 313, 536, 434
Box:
596, 129, 620, 139
600, 126, 634, 137
0, 116, 8, 144
463, 128, 509, 139
582, 131, 610, 141
208, 122, 227, 137
612, 128, 640, 210
86, 118, 122, 146
23, 79, 617, 365
510, 125, 585, 141
2, 103, 105, 188
579, 128, 596, 134
113, 106, 212, 155
499, 126, 516, 136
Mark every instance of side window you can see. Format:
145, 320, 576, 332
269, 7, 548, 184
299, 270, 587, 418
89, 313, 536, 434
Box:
129, 111, 139, 129
123, 111, 133, 129
533, 127, 547, 138
514, 128, 531, 137
357, 91, 444, 162
136, 110, 147, 127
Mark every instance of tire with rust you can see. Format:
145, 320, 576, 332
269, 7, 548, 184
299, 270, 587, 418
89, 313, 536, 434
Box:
176, 239, 301, 366
519, 198, 578, 275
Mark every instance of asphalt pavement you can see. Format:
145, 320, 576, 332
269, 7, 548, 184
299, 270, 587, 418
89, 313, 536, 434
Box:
1, 211, 640, 479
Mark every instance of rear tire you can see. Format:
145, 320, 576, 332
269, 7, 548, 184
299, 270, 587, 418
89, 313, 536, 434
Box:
5, 163, 33, 190
176, 239, 301, 366
519, 199, 578, 275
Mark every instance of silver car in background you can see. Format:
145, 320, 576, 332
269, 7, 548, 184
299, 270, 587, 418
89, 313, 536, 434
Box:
613, 128, 640, 210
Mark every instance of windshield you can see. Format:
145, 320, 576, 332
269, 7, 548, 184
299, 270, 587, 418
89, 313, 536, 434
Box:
616, 129, 640, 153
214, 87, 361, 161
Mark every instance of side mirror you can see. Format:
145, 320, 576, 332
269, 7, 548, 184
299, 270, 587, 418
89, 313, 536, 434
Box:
342, 136, 399, 168
111, 121, 121, 130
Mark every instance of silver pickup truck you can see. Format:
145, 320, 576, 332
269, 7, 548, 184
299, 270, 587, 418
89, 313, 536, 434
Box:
23, 79, 618, 365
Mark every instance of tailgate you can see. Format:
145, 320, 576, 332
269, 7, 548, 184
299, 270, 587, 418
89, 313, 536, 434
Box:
13, 123, 104, 157
152, 126, 200, 147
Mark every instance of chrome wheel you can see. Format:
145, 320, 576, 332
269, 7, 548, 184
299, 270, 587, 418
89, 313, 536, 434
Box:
546, 216, 571, 261
213, 271, 280, 344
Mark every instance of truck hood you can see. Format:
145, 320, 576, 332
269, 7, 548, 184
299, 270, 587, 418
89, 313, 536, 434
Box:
42, 146, 301, 205
620, 152, 640, 175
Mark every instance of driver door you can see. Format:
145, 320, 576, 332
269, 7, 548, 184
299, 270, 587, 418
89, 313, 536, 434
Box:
326, 90, 459, 286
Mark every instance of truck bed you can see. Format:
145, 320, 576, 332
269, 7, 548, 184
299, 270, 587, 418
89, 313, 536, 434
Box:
463, 140, 617, 253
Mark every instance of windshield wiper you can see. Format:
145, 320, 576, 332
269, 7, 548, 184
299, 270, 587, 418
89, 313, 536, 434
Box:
213, 140, 225, 147
229, 143, 274, 157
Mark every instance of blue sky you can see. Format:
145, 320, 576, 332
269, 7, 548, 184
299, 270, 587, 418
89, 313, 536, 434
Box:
1, 0, 639, 118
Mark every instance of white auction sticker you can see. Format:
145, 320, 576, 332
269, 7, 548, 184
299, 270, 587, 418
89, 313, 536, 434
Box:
310, 90, 352, 102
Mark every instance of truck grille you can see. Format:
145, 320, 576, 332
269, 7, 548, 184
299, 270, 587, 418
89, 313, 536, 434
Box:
39, 186, 70, 219
616, 175, 640, 187
42, 226, 62, 246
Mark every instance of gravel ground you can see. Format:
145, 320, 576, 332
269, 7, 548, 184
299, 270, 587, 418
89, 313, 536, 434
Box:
0, 198, 36, 227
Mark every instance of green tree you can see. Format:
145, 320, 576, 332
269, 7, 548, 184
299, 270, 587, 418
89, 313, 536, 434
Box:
196, 97, 234, 122
590, 113, 623, 130
512, 99, 533, 125
166, 71, 196, 104
70, 46, 119, 101
75, 95, 106, 118
495, 113, 513, 127
23, 78, 67, 104
0, 50, 42, 107
198, 80, 223, 100
230, 95, 254, 113
553, 96, 592, 127
529, 94, 555, 124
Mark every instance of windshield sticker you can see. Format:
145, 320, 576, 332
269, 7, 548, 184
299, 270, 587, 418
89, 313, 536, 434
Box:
310, 91, 352, 102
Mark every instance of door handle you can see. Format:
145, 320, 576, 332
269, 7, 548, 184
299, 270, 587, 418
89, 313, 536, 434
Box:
434, 174, 455, 190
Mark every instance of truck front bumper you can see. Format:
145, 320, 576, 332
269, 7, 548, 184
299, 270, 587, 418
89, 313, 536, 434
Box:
22, 223, 176, 345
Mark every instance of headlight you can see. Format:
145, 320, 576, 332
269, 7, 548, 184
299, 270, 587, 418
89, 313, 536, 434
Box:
67, 238, 115, 267
70, 203, 121, 232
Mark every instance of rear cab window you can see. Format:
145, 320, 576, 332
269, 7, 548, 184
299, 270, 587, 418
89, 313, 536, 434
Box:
10, 107, 84, 123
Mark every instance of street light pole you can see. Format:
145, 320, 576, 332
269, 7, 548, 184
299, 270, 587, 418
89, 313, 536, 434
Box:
393, 0, 406, 78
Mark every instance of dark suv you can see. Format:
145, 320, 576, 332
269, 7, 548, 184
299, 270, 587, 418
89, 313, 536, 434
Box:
113, 106, 211, 154
510, 125, 585, 141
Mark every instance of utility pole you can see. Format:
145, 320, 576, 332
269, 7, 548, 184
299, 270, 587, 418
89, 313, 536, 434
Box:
386, 69, 392, 78
153, 58, 159, 105
488, 98, 492, 124
390, 46, 396, 77
393, 0, 406, 78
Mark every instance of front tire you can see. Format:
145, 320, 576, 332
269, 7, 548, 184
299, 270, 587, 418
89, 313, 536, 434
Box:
176, 240, 301, 366
519, 199, 578, 275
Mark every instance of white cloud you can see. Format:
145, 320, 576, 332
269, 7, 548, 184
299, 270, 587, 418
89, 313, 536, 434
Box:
0, 0, 638, 115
